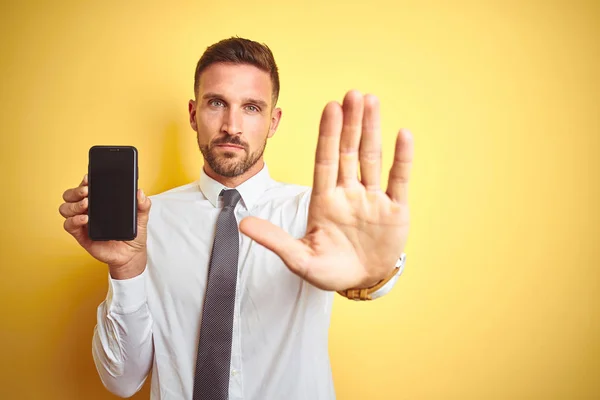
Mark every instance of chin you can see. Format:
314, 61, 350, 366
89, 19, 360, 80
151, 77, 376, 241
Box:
200, 141, 265, 178
212, 157, 248, 177
220, 151, 240, 159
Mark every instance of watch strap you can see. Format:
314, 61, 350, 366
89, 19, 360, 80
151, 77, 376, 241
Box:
337, 253, 406, 301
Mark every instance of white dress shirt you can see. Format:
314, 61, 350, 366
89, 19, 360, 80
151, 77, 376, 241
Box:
92, 164, 403, 400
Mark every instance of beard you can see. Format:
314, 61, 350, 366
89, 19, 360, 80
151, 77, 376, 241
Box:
198, 134, 267, 178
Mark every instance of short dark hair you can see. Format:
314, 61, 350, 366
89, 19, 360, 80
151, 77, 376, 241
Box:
194, 37, 280, 105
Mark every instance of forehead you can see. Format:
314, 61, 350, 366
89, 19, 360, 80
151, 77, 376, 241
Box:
198, 63, 272, 103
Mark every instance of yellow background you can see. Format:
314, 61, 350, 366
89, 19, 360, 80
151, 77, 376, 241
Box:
1, 0, 598, 399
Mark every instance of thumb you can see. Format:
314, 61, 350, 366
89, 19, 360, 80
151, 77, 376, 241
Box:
137, 189, 152, 227
239, 216, 311, 277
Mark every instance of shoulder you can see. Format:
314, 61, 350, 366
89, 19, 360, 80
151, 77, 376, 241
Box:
148, 181, 201, 205
262, 180, 312, 204
152, 181, 199, 196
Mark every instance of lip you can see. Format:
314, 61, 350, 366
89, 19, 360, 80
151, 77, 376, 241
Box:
216, 144, 245, 150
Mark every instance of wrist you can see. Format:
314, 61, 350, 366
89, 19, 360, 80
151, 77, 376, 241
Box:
109, 252, 147, 280
337, 253, 406, 301
356, 267, 396, 289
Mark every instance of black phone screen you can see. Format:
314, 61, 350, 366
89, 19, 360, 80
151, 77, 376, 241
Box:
88, 146, 138, 241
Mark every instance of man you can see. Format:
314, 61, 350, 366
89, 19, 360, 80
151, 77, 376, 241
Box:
59, 37, 414, 399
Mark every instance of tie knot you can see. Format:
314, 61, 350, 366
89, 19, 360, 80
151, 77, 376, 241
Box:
221, 189, 241, 208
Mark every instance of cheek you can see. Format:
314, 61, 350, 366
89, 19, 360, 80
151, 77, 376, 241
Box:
197, 112, 222, 143
244, 115, 270, 141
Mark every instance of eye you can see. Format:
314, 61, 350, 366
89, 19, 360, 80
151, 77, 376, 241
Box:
209, 99, 225, 107
245, 105, 260, 113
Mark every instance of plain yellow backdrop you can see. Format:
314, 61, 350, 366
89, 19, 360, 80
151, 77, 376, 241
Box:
1, 0, 598, 399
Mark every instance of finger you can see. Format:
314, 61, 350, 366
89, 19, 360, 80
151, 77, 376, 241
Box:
313, 101, 342, 195
62, 183, 88, 203
80, 174, 88, 186
386, 129, 414, 204
136, 189, 152, 227
63, 214, 91, 245
58, 197, 88, 218
338, 90, 364, 186
359, 94, 382, 191
239, 216, 311, 278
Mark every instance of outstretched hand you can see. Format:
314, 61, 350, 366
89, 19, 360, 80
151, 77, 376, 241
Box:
240, 90, 413, 291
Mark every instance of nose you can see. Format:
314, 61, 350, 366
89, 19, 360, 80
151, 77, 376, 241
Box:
221, 107, 242, 136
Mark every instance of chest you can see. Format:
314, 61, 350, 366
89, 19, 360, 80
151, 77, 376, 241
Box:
145, 199, 309, 317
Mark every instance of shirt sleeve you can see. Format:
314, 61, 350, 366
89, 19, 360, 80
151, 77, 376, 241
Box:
92, 267, 154, 398
369, 253, 407, 300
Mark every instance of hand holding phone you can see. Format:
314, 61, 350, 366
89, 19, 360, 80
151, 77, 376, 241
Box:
59, 146, 152, 279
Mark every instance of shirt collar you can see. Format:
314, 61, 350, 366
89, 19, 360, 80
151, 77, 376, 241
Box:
199, 163, 273, 209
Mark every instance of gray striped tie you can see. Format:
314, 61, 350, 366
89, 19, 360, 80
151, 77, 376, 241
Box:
193, 189, 241, 400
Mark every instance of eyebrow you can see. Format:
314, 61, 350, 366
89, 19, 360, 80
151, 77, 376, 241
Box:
202, 92, 269, 109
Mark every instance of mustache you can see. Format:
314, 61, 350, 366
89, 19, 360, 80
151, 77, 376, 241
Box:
211, 136, 248, 150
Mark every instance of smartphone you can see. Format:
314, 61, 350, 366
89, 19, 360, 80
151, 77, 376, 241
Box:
88, 145, 138, 241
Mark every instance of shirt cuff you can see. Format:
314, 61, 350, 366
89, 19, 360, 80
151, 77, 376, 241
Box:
106, 267, 148, 314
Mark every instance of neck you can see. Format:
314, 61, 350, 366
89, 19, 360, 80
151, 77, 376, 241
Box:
203, 159, 265, 188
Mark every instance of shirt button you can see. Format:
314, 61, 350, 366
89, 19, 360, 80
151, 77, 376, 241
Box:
231, 369, 238, 376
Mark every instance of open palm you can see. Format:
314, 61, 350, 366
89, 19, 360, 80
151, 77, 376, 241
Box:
240, 90, 413, 291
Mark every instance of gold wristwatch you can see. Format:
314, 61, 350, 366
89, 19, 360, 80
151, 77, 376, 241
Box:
337, 253, 407, 301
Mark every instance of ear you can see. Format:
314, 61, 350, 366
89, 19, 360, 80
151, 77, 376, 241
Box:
267, 107, 282, 138
189, 99, 198, 132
